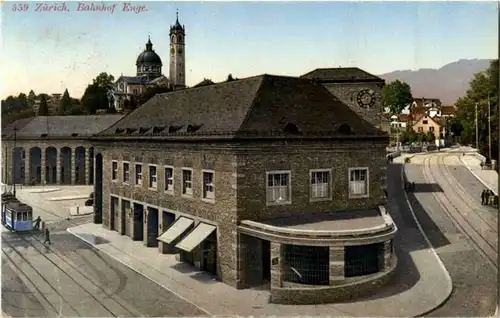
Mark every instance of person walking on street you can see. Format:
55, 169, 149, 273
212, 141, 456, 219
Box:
485, 190, 491, 206
33, 216, 41, 231
43, 228, 51, 245
481, 190, 486, 205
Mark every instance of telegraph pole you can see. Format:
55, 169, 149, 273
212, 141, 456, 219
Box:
488, 93, 492, 160
475, 102, 479, 150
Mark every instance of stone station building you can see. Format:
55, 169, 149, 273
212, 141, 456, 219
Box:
91, 74, 398, 304
1, 115, 123, 187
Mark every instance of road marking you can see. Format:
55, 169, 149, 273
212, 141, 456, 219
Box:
67, 228, 212, 316
399, 161, 453, 315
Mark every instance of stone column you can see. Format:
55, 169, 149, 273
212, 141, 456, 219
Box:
41, 148, 46, 185
382, 240, 393, 270
143, 208, 149, 246
70, 148, 76, 185
270, 242, 282, 288
56, 149, 61, 184
117, 200, 127, 235
24, 149, 31, 185
84, 148, 91, 185
329, 246, 345, 284
158, 211, 165, 253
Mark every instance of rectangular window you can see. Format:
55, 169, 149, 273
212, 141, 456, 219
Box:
418, 127, 423, 132
202, 170, 214, 201
349, 168, 369, 198
164, 166, 174, 193
123, 162, 130, 183
429, 126, 435, 132
182, 169, 193, 196
423, 120, 428, 124
135, 164, 142, 186
111, 161, 118, 181
310, 170, 330, 200
266, 171, 291, 204
149, 165, 157, 189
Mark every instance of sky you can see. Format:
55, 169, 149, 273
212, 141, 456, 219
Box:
0, 1, 498, 99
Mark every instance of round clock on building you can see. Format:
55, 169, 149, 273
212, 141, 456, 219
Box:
170, 47, 175, 55
356, 89, 376, 108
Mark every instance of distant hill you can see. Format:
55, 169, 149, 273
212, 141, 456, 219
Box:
379, 59, 493, 105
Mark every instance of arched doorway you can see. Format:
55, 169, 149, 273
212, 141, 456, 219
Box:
75, 146, 86, 185
89, 147, 94, 185
60, 147, 72, 185
29, 147, 42, 185
94, 153, 103, 224
12, 147, 26, 184
45, 147, 57, 184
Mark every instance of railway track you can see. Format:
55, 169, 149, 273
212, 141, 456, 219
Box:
420, 153, 497, 270
1, 194, 142, 317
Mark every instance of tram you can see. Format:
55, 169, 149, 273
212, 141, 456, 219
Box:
1, 193, 33, 232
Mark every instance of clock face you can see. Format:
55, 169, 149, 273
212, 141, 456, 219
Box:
356, 89, 376, 108
177, 49, 183, 55
170, 47, 175, 55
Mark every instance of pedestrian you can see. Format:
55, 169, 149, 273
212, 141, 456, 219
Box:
33, 216, 41, 231
390, 155, 394, 163
481, 190, 486, 205
485, 190, 491, 206
43, 228, 51, 245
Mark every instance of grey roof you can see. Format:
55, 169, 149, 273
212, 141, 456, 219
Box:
3, 115, 124, 139
96, 74, 385, 140
2, 117, 35, 136
117, 76, 144, 85
300, 67, 384, 83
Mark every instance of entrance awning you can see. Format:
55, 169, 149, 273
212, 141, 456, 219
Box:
175, 222, 216, 252
157, 217, 194, 244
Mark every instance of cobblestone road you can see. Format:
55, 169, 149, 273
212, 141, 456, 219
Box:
401, 152, 497, 317
2, 214, 207, 317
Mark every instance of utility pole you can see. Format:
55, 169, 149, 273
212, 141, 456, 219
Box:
475, 102, 479, 151
488, 93, 492, 160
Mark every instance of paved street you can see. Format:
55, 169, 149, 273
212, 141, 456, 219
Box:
401, 150, 497, 317
1, 188, 206, 317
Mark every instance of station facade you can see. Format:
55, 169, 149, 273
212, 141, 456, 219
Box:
90, 74, 397, 304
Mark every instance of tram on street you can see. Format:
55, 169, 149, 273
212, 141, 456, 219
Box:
1, 193, 33, 232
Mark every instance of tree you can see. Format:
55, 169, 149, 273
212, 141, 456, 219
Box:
28, 90, 36, 108
408, 131, 417, 145
381, 80, 413, 114
58, 89, 71, 114
94, 72, 115, 90
425, 131, 435, 143
17, 93, 29, 110
81, 72, 116, 114
416, 132, 426, 144
136, 85, 173, 106
226, 74, 235, 82
454, 60, 498, 159
38, 95, 49, 116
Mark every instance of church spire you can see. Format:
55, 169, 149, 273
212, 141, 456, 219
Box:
145, 34, 153, 51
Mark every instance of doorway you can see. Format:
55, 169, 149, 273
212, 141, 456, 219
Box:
132, 203, 144, 241
146, 207, 159, 247
262, 239, 271, 283
110, 197, 116, 231
94, 153, 103, 224
122, 200, 131, 237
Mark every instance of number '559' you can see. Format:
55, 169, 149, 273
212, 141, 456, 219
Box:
12, 4, 29, 11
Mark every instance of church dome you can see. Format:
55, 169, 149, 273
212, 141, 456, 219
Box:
136, 37, 162, 66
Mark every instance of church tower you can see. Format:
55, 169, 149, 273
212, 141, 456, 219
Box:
169, 10, 186, 89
